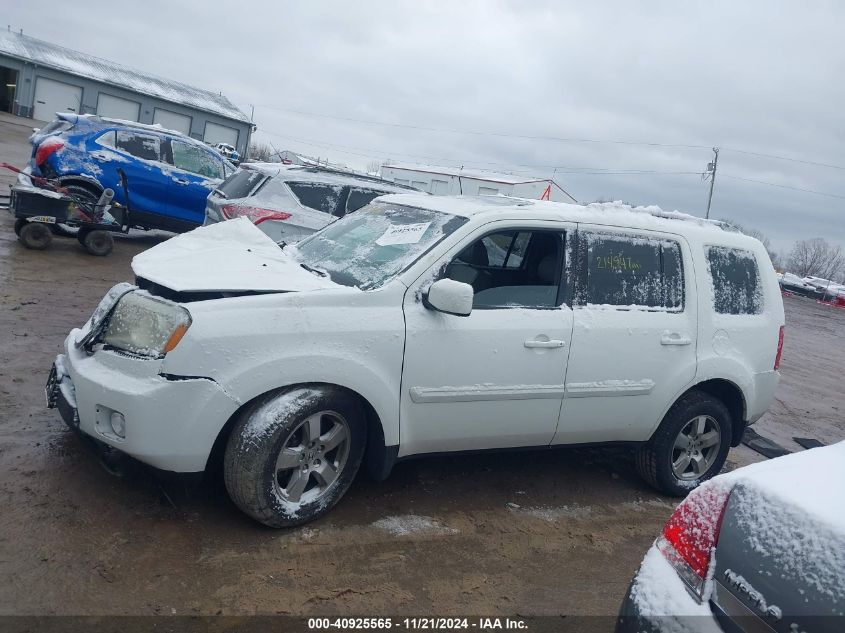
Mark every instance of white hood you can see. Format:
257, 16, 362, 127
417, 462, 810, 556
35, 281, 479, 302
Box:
131, 218, 338, 293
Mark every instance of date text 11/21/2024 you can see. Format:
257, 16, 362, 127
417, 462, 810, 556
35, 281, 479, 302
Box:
307, 617, 529, 630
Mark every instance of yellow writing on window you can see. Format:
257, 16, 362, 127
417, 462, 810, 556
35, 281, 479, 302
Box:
596, 253, 642, 271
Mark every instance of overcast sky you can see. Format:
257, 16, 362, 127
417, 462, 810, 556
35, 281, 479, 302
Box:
7, 1, 844, 257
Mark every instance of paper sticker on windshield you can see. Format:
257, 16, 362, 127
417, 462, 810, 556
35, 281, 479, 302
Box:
376, 222, 431, 246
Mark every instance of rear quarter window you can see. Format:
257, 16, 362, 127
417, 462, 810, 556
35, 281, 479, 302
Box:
287, 182, 344, 214
706, 246, 763, 315
345, 187, 386, 217
216, 169, 266, 199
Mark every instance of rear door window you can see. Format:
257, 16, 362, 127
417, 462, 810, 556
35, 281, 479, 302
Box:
171, 140, 224, 179
706, 246, 762, 314
115, 130, 161, 162
216, 169, 266, 199
287, 182, 344, 214
583, 232, 684, 309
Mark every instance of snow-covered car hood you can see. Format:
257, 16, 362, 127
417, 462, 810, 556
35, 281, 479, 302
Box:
132, 217, 339, 293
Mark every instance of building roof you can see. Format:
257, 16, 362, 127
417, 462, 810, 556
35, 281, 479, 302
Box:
381, 162, 578, 203
383, 163, 545, 185
0, 30, 250, 124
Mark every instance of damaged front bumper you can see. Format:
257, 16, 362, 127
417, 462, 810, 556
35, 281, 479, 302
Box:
47, 330, 241, 473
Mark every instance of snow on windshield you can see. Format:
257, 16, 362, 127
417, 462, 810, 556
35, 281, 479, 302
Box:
293, 202, 467, 288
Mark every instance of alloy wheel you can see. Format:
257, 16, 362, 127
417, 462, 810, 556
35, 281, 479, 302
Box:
273, 410, 350, 504
671, 415, 721, 480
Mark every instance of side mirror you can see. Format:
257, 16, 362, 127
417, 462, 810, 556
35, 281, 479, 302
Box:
424, 279, 473, 317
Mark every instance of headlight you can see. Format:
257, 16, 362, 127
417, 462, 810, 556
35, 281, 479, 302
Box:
101, 292, 191, 357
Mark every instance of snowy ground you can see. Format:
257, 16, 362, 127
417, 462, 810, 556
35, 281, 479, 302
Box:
0, 113, 843, 617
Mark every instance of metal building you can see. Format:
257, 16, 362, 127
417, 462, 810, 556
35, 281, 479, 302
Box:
380, 163, 577, 203
0, 28, 254, 155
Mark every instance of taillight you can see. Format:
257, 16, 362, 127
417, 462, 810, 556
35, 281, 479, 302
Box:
35, 137, 65, 166
657, 483, 732, 598
774, 325, 785, 370
221, 204, 292, 225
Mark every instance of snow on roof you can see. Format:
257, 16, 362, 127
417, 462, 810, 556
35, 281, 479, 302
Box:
377, 193, 749, 240
0, 30, 249, 124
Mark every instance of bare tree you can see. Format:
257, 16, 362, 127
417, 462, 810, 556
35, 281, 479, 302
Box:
718, 220, 779, 267
366, 160, 383, 175
787, 238, 845, 280
247, 142, 273, 162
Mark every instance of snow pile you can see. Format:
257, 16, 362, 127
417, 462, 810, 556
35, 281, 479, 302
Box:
372, 515, 458, 537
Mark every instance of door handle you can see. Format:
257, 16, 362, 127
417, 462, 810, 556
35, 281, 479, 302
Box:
661, 332, 692, 346
174, 179, 190, 185
524, 339, 566, 349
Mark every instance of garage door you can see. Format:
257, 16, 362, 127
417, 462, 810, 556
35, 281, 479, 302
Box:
33, 77, 82, 121
96, 93, 140, 121
153, 108, 192, 135
204, 121, 239, 148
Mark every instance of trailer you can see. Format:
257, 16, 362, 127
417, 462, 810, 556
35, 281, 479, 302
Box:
4, 165, 132, 256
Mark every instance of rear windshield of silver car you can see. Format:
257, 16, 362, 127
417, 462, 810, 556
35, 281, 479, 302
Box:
293, 202, 467, 289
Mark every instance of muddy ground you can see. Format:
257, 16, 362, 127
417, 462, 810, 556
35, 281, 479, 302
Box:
0, 113, 843, 619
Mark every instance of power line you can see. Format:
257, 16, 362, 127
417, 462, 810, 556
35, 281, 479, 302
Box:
259, 129, 701, 176
252, 103, 845, 172
259, 127, 845, 201
720, 174, 845, 200
252, 104, 710, 150
721, 147, 845, 172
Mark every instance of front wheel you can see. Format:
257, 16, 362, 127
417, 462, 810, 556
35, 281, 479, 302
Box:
224, 386, 366, 527
635, 391, 731, 496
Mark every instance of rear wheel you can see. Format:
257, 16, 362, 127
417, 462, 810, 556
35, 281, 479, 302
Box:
224, 386, 366, 527
14, 218, 26, 237
635, 391, 731, 496
18, 222, 52, 250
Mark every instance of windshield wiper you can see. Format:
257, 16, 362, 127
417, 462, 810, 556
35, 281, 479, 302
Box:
300, 263, 328, 277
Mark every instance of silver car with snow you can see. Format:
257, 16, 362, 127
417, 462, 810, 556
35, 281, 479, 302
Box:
617, 441, 845, 632
203, 164, 414, 243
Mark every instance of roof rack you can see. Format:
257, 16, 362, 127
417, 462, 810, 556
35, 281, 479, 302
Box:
585, 201, 727, 231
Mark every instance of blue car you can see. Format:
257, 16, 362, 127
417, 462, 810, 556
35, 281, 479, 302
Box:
27, 113, 235, 232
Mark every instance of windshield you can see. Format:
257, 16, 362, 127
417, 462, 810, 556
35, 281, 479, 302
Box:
294, 202, 467, 289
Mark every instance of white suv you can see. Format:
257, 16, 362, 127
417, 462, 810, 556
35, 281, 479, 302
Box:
46, 195, 784, 527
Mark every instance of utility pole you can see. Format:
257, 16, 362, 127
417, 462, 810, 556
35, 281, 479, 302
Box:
704, 147, 719, 219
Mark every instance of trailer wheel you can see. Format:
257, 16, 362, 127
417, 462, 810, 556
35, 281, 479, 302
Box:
14, 218, 26, 237
18, 222, 53, 250
82, 230, 114, 256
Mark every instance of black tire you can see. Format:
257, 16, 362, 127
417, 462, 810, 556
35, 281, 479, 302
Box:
63, 182, 101, 206
14, 218, 26, 237
82, 230, 114, 256
18, 222, 53, 250
224, 385, 366, 527
635, 391, 732, 496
